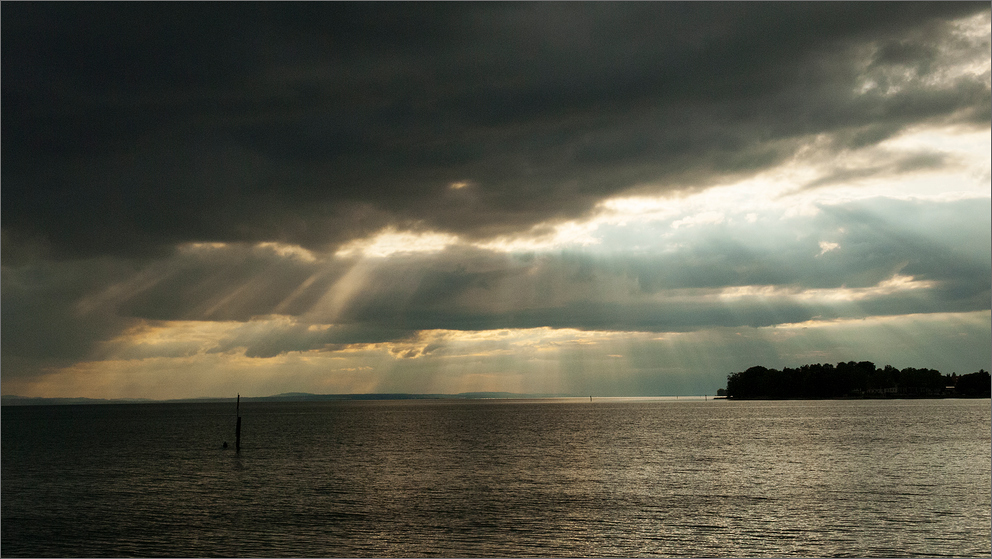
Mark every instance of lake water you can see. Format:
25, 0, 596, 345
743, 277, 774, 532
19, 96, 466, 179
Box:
2, 398, 989, 557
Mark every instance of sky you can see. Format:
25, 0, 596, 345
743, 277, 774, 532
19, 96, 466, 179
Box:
2, 3, 990, 399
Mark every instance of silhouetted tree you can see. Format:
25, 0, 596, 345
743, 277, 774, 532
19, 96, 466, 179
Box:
724, 361, 983, 399
956, 370, 991, 397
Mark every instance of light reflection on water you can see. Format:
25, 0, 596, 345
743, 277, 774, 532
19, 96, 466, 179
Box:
2, 399, 989, 557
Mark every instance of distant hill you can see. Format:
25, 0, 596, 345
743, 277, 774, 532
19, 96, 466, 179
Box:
254, 392, 564, 401
0, 395, 156, 406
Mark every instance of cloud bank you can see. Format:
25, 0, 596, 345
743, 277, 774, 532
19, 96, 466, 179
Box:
4, 3, 988, 257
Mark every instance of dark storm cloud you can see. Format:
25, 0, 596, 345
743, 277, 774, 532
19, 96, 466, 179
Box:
114, 243, 343, 321
3, 2, 989, 258
203, 321, 415, 359
799, 151, 952, 191
0, 257, 141, 378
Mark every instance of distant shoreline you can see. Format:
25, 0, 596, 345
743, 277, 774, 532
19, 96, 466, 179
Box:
4, 393, 988, 406
0, 392, 573, 406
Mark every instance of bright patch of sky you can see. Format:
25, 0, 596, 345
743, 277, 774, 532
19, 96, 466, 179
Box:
335, 229, 461, 258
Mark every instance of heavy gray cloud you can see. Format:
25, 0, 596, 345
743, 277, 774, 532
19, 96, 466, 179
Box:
3, 3, 989, 259
0, 257, 141, 379
799, 151, 953, 191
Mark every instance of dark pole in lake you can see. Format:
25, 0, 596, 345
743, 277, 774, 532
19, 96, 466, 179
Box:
235, 393, 242, 453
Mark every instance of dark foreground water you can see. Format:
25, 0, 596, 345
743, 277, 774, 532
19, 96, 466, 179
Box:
2, 398, 989, 557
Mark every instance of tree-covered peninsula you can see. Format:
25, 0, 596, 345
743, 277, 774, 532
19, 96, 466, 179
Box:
725, 362, 991, 399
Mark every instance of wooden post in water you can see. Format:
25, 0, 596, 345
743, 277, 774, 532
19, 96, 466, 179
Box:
235, 393, 242, 453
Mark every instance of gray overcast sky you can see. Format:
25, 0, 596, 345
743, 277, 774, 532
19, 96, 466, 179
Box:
2, 3, 989, 399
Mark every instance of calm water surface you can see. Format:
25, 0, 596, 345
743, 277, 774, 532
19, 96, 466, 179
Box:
2, 399, 989, 557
